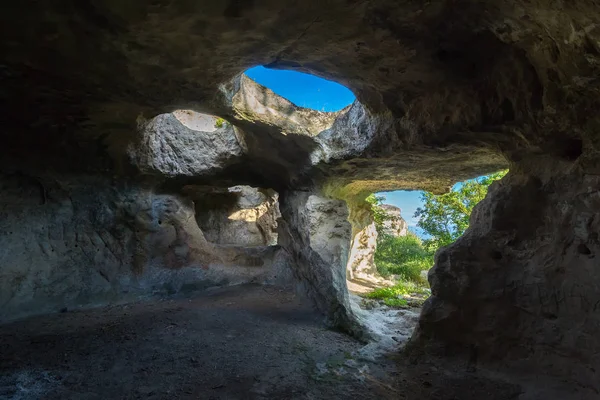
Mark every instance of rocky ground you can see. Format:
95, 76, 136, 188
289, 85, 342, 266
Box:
0, 284, 531, 400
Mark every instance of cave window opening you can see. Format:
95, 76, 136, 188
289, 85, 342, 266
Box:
244, 66, 355, 112
193, 185, 281, 248
348, 170, 508, 308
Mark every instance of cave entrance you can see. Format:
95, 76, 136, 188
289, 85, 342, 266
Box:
347, 171, 507, 342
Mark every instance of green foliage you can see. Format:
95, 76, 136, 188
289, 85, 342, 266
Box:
365, 193, 388, 228
214, 117, 227, 128
366, 281, 429, 300
365, 280, 430, 308
383, 298, 409, 308
415, 170, 507, 250
374, 234, 433, 282
366, 193, 433, 282
364, 171, 508, 306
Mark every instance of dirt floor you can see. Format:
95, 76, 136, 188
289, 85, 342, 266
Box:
0, 284, 530, 400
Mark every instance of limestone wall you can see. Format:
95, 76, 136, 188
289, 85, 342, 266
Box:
0, 174, 289, 322
278, 191, 360, 335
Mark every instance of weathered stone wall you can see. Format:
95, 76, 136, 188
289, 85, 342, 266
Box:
194, 185, 280, 247
380, 204, 408, 237
0, 174, 289, 322
413, 159, 600, 391
278, 191, 360, 335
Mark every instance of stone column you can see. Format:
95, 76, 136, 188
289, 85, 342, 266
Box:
278, 190, 361, 335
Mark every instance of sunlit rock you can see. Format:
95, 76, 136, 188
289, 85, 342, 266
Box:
379, 204, 408, 237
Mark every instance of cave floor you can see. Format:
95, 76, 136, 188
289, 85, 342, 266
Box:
0, 284, 523, 400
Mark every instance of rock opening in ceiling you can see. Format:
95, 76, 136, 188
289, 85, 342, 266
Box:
128, 110, 240, 177
244, 66, 355, 112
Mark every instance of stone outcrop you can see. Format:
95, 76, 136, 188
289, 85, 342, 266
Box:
278, 192, 359, 334
347, 221, 379, 281
412, 161, 600, 391
2, 1, 600, 393
380, 204, 409, 237
346, 202, 408, 282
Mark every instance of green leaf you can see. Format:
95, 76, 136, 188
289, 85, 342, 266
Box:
415, 170, 507, 249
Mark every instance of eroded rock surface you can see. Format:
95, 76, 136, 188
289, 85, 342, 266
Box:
1, 1, 600, 394
413, 161, 600, 393
346, 202, 408, 283
128, 113, 243, 177
347, 221, 379, 281
0, 175, 287, 321
278, 191, 358, 334
192, 185, 280, 247
380, 204, 408, 237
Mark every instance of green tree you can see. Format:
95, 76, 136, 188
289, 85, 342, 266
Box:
374, 234, 433, 282
366, 193, 433, 281
415, 170, 507, 250
365, 193, 387, 228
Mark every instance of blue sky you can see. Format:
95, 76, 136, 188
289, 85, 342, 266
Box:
377, 190, 425, 233
244, 66, 428, 234
245, 66, 355, 112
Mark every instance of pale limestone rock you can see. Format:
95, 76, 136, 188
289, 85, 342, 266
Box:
278, 191, 360, 335
0, 175, 286, 322
347, 221, 378, 281
346, 202, 408, 284
128, 113, 243, 177
194, 185, 280, 247
380, 204, 408, 237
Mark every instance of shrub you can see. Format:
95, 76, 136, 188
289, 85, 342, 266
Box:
366, 280, 430, 303
415, 170, 508, 250
383, 298, 408, 308
365, 193, 389, 228
374, 233, 433, 282
214, 117, 227, 128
